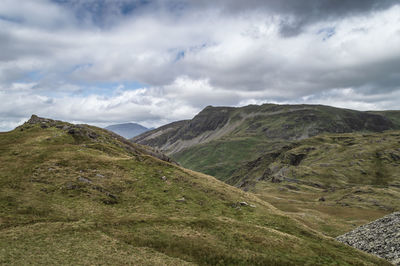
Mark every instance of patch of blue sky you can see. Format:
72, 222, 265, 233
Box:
14, 71, 45, 84
72, 81, 147, 97
66, 64, 147, 96
171, 42, 210, 63
174, 50, 185, 62
317, 27, 336, 41
26, 71, 46, 81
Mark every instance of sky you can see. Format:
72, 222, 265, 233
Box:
1, 0, 400, 131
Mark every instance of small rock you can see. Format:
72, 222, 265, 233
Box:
105, 192, 117, 199
285, 184, 300, 191
64, 182, 79, 190
176, 197, 186, 203
239, 201, 249, 206
271, 176, 283, 183
78, 176, 92, 184
161, 176, 167, 181
88, 132, 98, 139
96, 174, 105, 178
102, 198, 118, 205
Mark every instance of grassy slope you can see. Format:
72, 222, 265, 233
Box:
229, 131, 400, 237
0, 118, 387, 265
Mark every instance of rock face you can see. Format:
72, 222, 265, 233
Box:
336, 212, 400, 265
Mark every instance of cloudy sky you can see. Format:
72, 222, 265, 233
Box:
1, 0, 400, 131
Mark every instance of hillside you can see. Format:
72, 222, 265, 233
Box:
105, 122, 149, 139
133, 104, 400, 180
229, 131, 400, 189
229, 131, 400, 237
368, 110, 400, 129
0, 115, 387, 265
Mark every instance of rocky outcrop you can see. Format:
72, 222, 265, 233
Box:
336, 212, 400, 265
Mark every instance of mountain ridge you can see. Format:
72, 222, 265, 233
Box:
132, 103, 400, 180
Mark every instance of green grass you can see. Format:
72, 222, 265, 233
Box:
172, 137, 277, 181
0, 118, 389, 265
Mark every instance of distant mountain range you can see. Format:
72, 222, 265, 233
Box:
105, 122, 150, 139
132, 103, 400, 180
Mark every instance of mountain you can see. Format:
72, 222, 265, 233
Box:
132, 104, 400, 181
105, 122, 149, 139
0, 115, 387, 265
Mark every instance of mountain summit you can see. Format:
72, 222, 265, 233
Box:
105, 122, 149, 139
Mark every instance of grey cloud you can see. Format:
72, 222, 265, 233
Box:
50, 0, 156, 27
185, 0, 399, 36
49, 0, 400, 35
